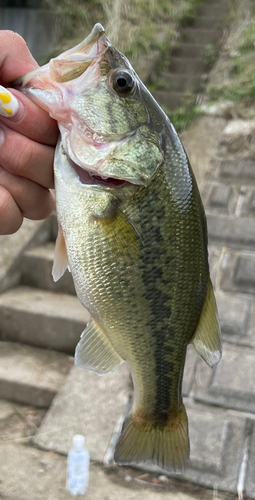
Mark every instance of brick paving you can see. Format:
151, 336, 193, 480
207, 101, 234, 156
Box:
1, 116, 255, 499
191, 117, 255, 497
19, 116, 255, 499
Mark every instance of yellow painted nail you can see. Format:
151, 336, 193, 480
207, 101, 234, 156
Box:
0, 85, 19, 118
2, 107, 12, 115
0, 92, 11, 104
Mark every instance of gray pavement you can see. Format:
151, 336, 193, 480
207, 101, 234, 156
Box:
34, 363, 131, 461
0, 341, 72, 407
28, 114, 255, 498
0, 443, 202, 500
1, 112, 255, 499
1, 33, 255, 500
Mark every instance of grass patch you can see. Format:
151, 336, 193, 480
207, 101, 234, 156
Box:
41, 0, 205, 131
43, 0, 203, 75
207, 3, 255, 104
163, 96, 200, 133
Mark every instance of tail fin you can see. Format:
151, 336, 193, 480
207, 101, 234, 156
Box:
114, 403, 189, 473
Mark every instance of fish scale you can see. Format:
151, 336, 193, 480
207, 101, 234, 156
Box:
16, 22, 221, 473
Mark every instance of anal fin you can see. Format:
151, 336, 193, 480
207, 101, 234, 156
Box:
191, 280, 222, 368
75, 318, 123, 375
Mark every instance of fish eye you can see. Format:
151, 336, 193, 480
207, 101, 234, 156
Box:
112, 70, 135, 94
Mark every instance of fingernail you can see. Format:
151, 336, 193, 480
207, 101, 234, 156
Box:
0, 86, 19, 118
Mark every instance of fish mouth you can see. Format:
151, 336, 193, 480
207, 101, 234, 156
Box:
56, 139, 133, 191
72, 162, 128, 188
73, 164, 127, 187
14, 23, 107, 89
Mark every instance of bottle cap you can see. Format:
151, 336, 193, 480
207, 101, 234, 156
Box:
73, 434, 85, 450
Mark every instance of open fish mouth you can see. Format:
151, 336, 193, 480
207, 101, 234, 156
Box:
72, 163, 128, 188
55, 138, 149, 193
14, 23, 107, 89
57, 143, 133, 190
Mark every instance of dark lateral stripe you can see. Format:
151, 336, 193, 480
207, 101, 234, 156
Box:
138, 183, 174, 419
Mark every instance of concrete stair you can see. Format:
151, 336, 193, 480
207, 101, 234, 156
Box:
0, 214, 90, 407
0, 341, 73, 408
160, 72, 201, 92
152, 90, 184, 110
152, 0, 231, 111
181, 27, 222, 45
0, 286, 89, 353
20, 242, 75, 295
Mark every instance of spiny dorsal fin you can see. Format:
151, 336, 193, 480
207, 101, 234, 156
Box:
75, 318, 123, 375
52, 224, 69, 282
191, 280, 222, 368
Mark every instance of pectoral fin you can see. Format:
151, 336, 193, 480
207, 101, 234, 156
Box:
75, 318, 123, 374
92, 203, 143, 261
52, 225, 69, 282
191, 280, 222, 368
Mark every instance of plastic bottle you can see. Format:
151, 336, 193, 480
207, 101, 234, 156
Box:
67, 435, 90, 496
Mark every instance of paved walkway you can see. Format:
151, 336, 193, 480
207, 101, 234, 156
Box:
195, 116, 255, 498
1, 116, 255, 499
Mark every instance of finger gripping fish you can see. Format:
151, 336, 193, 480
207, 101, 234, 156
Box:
16, 24, 221, 472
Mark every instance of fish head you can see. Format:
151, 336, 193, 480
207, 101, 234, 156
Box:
15, 24, 164, 189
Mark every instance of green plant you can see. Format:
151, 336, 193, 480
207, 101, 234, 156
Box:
148, 79, 169, 91
204, 44, 218, 69
205, 3, 255, 104
163, 96, 200, 133
177, 0, 204, 26
42, 0, 207, 75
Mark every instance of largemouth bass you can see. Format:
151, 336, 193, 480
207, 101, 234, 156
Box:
16, 24, 221, 472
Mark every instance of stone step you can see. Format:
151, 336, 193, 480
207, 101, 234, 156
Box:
0, 341, 72, 407
215, 290, 255, 347
198, 2, 230, 18
218, 249, 255, 297
194, 16, 222, 30
181, 27, 222, 46
169, 57, 206, 75
20, 242, 76, 295
0, 286, 90, 354
152, 90, 188, 111
173, 43, 206, 59
161, 72, 202, 92
217, 159, 255, 184
194, 342, 255, 414
207, 212, 255, 250
218, 119, 255, 156
34, 363, 131, 462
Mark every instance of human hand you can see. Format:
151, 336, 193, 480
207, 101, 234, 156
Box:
0, 30, 58, 235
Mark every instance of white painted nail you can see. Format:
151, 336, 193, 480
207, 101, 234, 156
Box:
0, 86, 19, 118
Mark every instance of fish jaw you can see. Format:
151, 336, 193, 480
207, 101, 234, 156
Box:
14, 23, 107, 119
53, 138, 138, 201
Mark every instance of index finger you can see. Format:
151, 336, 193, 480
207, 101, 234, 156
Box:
0, 30, 38, 84
0, 31, 58, 146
